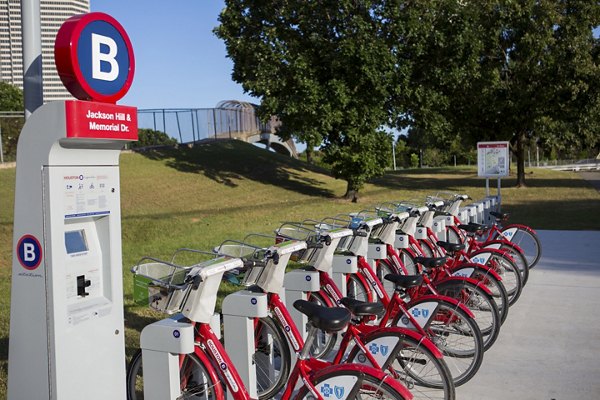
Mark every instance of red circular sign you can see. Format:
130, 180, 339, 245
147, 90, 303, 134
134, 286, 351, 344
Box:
54, 12, 135, 103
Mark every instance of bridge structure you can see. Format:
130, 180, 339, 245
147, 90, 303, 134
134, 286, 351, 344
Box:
137, 100, 297, 157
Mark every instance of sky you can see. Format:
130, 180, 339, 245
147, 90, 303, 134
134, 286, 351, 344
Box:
90, 0, 256, 109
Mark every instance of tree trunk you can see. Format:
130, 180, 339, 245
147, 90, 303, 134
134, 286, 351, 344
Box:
305, 147, 313, 164
344, 181, 359, 202
515, 131, 527, 188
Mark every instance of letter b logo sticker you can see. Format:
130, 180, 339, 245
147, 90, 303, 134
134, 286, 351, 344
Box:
17, 235, 42, 270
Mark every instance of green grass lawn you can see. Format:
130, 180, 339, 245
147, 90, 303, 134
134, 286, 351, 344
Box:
0, 140, 599, 394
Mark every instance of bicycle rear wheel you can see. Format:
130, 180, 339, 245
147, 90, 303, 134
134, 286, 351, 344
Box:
126, 349, 222, 400
295, 369, 411, 400
498, 225, 542, 268
397, 300, 484, 386
434, 280, 501, 351
347, 331, 455, 400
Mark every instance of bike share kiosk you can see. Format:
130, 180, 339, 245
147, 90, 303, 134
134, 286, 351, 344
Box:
8, 13, 136, 400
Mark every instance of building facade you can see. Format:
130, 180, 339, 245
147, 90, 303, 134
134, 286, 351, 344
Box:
0, 0, 90, 102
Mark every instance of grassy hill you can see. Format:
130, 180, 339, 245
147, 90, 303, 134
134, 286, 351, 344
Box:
0, 140, 599, 394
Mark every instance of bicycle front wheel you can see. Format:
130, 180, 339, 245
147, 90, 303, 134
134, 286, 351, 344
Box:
126, 348, 222, 400
253, 316, 291, 400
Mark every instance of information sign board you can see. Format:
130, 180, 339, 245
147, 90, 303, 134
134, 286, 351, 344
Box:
477, 141, 510, 177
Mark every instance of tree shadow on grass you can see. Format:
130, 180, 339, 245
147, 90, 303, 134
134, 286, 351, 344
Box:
372, 169, 598, 191
138, 141, 337, 198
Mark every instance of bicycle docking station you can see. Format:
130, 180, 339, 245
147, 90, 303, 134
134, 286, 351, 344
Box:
284, 269, 321, 340
332, 254, 358, 297
433, 216, 447, 242
8, 12, 136, 400
222, 290, 268, 400
367, 243, 387, 270
140, 318, 195, 400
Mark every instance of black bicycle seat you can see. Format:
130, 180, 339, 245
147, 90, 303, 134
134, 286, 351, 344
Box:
340, 297, 385, 317
293, 300, 351, 332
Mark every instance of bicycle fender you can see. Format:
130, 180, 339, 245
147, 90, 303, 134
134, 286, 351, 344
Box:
435, 276, 494, 296
449, 262, 502, 282
483, 240, 525, 256
503, 223, 538, 236
309, 364, 414, 400
408, 294, 476, 319
469, 248, 513, 265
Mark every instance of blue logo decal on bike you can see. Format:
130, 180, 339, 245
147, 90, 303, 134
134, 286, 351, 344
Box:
411, 308, 429, 318
369, 343, 379, 354
334, 386, 345, 399
321, 383, 333, 397
380, 345, 389, 356
306, 275, 311, 281
251, 297, 257, 305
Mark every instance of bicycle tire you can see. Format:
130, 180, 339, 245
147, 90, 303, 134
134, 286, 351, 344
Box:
346, 330, 455, 400
126, 348, 222, 400
377, 258, 402, 298
294, 367, 411, 400
307, 291, 338, 359
418, 239, 436, 258
498, 225, 542, 268
434, 280, 501, 351
487, 252, 523, 305
398, 248, 419, 275
254, 316, 291, 400
346, 273, 373, 302
445, 226, 464, 245
396, 299, 484, 386
451, 264, 509, 325
483, 240, 530, 286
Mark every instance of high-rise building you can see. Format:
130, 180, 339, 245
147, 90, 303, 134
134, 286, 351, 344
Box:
0, 0, 90, 102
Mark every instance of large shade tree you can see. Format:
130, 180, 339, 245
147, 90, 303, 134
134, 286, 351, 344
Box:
216, 0, 396, 201
390, 0, 600, 186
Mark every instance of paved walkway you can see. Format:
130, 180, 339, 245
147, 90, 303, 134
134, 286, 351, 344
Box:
456, 230, 600, 399
579, 171, 600, 192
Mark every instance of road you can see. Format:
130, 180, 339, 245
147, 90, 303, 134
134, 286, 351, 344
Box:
456, 230, 600, 399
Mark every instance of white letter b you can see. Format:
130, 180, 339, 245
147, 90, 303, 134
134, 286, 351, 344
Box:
24, 243, 36, 262
92, 33, 119, 82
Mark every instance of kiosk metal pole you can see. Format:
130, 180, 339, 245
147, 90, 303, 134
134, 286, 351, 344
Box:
21, 0, 43, 118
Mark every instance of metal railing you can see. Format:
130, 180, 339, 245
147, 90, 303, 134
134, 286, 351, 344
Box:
137, 106, 280, 145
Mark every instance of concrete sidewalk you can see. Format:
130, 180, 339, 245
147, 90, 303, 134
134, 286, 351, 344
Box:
456, 230, 600, 399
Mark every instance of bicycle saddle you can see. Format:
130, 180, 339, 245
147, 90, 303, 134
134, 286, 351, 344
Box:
437, 241, 465, 253
293, 299, 351, 332
339, 297, 385, 317
489, 211, 509, 220
384, 274, 423, 289
458, 223, 486, 233
414, 256, 447, 269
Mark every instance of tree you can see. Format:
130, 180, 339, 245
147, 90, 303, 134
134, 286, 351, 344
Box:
131, 128, 178, 149
389, 0, 600, 186
0, 82, 24, 161
216, 0, 396, 200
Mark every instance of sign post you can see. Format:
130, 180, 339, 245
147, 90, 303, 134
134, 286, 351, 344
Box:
8, 13, 136, 400
477, 141, 510, 211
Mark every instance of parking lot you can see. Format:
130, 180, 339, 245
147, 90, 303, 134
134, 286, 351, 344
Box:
457, 230, 600, 399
